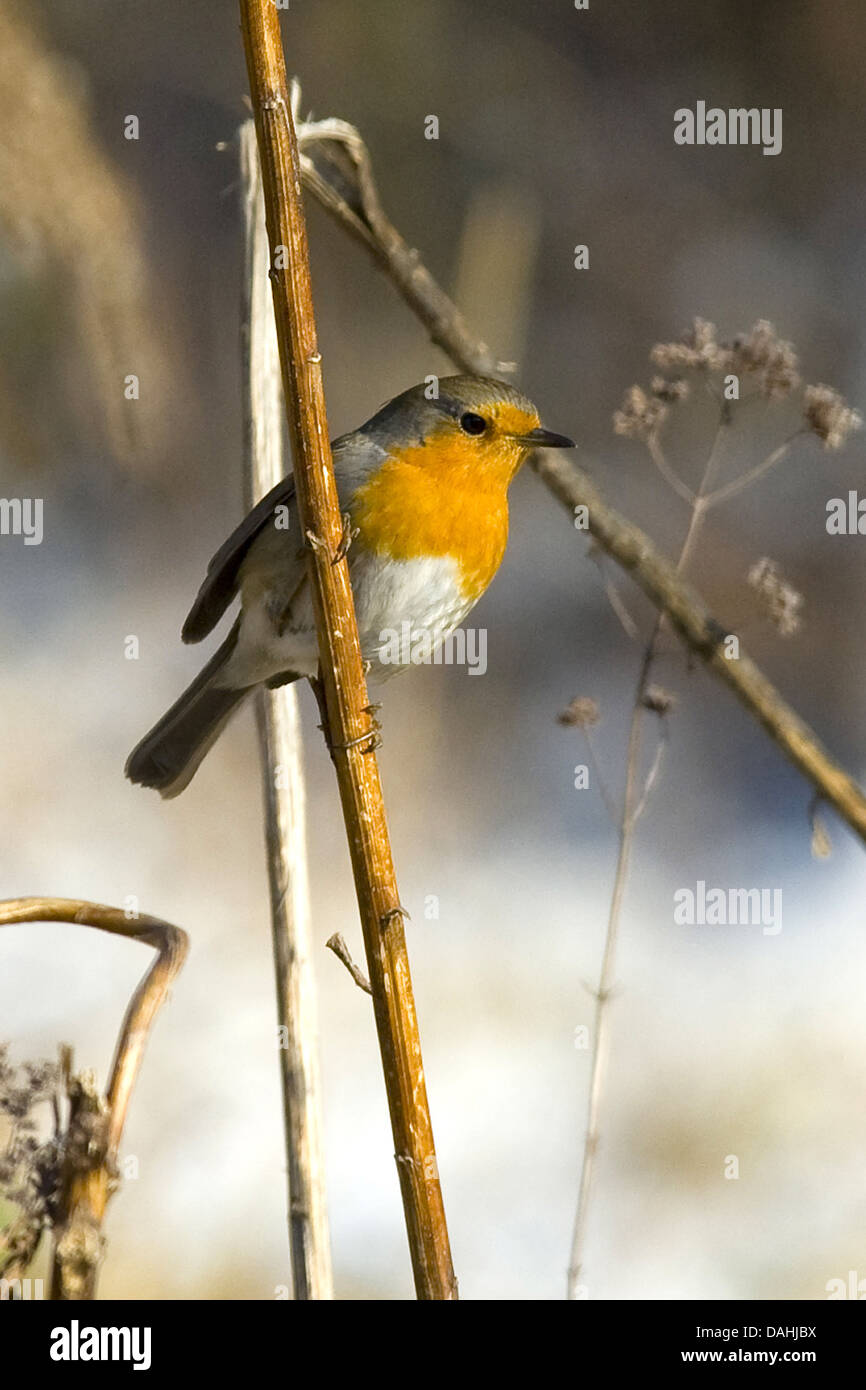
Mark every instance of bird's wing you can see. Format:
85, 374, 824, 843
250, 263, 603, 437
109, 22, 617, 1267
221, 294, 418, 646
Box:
181, 474, 297, 643
180, 432, 380, 644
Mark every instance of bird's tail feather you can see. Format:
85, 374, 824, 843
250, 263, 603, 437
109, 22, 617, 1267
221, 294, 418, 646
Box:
126, 621, 249, 798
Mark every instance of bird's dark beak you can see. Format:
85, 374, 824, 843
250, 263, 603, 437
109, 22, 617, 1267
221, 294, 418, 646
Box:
516, 426, 575, 449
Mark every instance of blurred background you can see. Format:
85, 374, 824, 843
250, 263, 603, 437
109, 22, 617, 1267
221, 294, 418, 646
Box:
1, 0, 865, 1299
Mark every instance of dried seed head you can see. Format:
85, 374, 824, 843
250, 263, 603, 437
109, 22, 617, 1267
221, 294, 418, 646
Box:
747, 557, 803, 637
613, 385, 668, 440
728, 320, 800, 399
803, 384, 862, 450
557, 697, 601, 729
651, 318, 730, 372
650, 376, 689, 404
650, 318, 800, 398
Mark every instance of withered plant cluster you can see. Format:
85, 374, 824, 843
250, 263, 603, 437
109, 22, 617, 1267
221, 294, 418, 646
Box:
0, 1044, 61, 1281
560, 317, 861, 1296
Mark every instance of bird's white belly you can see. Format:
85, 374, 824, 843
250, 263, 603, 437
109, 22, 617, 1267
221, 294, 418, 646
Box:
224, 550, 473, 687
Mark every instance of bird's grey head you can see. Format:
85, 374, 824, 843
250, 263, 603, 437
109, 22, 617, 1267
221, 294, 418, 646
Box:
358, 375, 574, 452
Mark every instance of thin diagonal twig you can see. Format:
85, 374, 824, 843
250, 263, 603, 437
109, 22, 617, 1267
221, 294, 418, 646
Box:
567, 411, 727, 1296
703, 431, 804, 510
290, 95, 866, 849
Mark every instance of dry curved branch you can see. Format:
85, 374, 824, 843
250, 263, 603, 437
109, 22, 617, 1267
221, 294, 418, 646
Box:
291, 98, 866, 847
0, 897, 188, 1300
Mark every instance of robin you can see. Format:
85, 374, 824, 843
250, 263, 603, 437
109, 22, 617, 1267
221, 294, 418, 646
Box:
126, 375, 574, 796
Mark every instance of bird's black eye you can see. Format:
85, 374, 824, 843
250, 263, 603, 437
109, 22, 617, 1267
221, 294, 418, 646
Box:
459, 411, 487, 436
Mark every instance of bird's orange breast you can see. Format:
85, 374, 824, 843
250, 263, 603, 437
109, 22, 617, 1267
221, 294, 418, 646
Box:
350, 438, 513, 603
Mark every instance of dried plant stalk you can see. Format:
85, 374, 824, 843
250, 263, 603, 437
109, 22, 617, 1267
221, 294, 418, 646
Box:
567, 411, 726, 1295
239, 119, 333, 1301
0, 897, 188, 1299
237, 3, 456, 1299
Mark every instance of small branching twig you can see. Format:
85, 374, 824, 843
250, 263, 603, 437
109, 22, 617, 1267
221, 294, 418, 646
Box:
326, 934, 373, 995
568, 366, 727, 1295
0, 898, 188, 1299
587, 550, 640, 644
